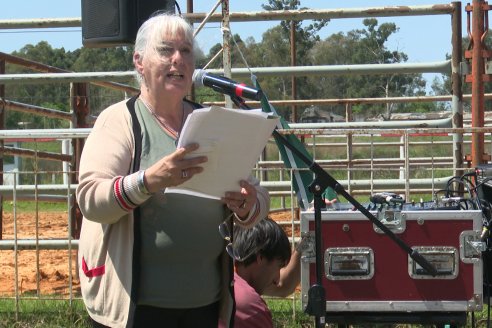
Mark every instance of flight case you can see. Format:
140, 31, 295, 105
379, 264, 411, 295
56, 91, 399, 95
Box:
300, 207, 484, 325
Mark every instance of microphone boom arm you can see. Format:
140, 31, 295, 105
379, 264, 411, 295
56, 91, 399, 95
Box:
229, 94, 439, 275
273, 128, 438, 277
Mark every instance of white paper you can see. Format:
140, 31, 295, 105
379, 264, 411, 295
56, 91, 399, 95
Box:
165, 106, 279, 199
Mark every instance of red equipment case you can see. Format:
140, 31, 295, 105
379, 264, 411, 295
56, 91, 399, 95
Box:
300, 208, 484, 324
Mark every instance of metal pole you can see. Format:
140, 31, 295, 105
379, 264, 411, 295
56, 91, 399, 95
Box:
221, 0, 233, 108
290, 20, 298, 123
451, 1, 464, 177
346, 103, 353, 194
70, 83, 88, 239
470, 0, 486, 166
0, 57, 4, 240
0, 5, 456, 28
187, 0, 196, 102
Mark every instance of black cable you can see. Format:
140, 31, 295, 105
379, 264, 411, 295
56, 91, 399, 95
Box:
174, 1, 182, 15
475, 177, 492, 190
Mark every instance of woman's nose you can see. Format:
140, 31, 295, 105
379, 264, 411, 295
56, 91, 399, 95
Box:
171, 50, 183, 64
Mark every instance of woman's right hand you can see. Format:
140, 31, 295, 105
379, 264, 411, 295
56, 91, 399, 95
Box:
143, 143, 207, 193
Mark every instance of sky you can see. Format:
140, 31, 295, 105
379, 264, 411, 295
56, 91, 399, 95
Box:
0, 1, 468, 87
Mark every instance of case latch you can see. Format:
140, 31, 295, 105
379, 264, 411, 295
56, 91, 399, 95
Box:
460, 230, 485, 263
374, 206, 406, 234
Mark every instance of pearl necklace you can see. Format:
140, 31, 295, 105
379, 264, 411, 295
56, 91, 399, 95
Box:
141, 98, 185, 141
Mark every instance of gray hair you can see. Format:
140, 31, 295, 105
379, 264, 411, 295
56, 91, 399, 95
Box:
133, 13, 195, 85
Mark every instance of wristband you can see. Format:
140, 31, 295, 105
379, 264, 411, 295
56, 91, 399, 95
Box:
137, 170, 152, 195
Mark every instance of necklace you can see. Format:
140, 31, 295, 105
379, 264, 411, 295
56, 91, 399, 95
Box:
141, 98, 185, 142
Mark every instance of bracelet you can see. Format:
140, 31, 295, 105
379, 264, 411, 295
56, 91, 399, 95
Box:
137, 170, 152, 195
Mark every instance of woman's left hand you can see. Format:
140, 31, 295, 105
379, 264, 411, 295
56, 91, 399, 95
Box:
222, 180, 257, 219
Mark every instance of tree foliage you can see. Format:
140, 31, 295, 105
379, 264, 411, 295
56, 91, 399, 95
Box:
262, 0, 329, 65
5, 44, 135, 128
306, 19, 429, 118
431, 30, 492, 113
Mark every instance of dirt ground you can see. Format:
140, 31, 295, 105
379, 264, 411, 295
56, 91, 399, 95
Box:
0, 210, 295, 297
0, 211, 80, 296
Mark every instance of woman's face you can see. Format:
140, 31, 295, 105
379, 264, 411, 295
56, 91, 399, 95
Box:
139, 31, 194, 99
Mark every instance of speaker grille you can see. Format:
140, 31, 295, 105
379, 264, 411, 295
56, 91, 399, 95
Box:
82, 0, 175, 47
82, 0, 120, 40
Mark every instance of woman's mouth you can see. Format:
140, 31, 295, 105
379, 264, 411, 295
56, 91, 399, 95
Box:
167, 72, 184, 80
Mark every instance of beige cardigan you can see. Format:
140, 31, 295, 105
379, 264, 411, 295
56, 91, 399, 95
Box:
76, 98, 270, 327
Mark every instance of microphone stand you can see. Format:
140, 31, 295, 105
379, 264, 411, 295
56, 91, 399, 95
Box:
229, 95, 438, 328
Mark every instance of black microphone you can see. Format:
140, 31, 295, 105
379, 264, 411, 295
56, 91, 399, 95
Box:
193, 69, 264, 101
370, 192, 405, 205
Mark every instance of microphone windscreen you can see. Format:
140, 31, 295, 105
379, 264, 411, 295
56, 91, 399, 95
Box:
192, 69, 206, 87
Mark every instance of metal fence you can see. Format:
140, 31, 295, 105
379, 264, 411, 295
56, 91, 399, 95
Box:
0, 2, 490, 324
0, 125, 490, 304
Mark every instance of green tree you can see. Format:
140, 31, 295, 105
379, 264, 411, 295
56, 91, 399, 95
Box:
6, 42, 74, 129
71, 46, 135, 114
5, 43, 138, 127
307, 18, 431, 118
199, 0, 330, 119
431, 30, 492, 113
262, 0, 329, 65
261, 0, 329, 120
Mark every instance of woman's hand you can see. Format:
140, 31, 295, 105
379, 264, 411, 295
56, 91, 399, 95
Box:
143, 143, 207, 193
222, 180, 257, 219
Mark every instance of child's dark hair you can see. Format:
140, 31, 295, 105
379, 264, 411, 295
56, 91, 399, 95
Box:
233, 217, 291, 266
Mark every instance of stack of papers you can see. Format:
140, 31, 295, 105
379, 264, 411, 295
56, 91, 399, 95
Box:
165, 106, 279, 199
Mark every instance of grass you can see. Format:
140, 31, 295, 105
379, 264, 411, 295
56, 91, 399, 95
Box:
268, 297, 314, 327
0, 299, 90, 328
2, 200, 68, 212
264, 134, 459, 181
2, 297, 492, 327
0, 298, 313, 328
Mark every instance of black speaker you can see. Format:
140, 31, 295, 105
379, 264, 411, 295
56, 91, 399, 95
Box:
81, 0, 175, 47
